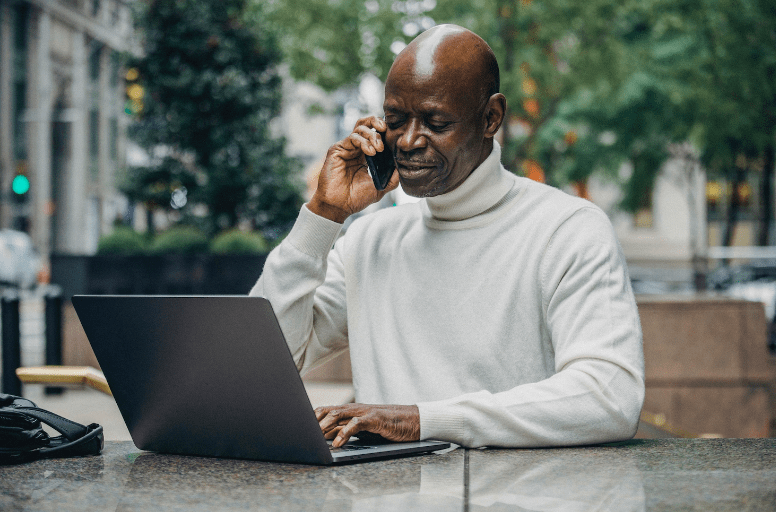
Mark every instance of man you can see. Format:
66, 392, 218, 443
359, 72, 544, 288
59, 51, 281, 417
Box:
251, 25, 644, 448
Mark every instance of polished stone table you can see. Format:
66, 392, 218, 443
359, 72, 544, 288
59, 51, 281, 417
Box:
2, 439, 774, 511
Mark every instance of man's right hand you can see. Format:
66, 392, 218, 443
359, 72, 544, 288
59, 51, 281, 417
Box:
307, 116, 400, 224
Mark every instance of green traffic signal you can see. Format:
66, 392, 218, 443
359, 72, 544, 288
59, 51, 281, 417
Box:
12, 175, 30, 195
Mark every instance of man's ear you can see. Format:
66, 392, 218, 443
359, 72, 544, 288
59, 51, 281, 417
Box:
484, 93, 507, 138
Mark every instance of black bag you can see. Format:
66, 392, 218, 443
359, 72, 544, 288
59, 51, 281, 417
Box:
0, 393, 103, 465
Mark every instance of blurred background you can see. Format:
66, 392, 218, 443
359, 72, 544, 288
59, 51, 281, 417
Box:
0, 0, 774, 440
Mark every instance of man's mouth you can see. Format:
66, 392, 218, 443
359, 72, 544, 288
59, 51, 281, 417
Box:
396, 160, 438, 178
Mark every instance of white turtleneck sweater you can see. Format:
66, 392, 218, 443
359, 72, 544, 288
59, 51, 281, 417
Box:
251, 143, 645, 448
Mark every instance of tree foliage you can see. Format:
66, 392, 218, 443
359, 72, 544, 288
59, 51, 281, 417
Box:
124, 0, 303, 237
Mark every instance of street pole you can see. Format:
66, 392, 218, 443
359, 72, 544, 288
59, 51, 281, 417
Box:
1, 290, 21, 396
44, 285, 63, 394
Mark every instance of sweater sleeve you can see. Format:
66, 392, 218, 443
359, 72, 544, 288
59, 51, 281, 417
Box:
416, 207, 645, 447
249, 205, 350, 374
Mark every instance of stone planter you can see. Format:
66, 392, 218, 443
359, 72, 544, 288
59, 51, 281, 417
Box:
51, 253, 267, 299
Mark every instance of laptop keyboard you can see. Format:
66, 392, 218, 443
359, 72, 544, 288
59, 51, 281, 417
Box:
329, 444, 375, 453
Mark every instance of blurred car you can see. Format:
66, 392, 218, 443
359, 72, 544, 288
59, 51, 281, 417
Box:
706, 259, 776, 290
706, 260, 776, 353
0, 229, 42, 289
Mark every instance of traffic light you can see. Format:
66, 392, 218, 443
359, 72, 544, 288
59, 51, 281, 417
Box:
124, 67, 144, 116
11, 174, 30, 204
10, 170, 30, 232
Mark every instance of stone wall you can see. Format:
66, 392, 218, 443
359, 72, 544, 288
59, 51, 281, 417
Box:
638, 295, 775, 438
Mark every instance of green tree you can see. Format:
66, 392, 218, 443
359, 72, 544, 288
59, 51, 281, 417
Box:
680, 0, 776, 246
124, 0, 303, 237
262, 0, 403, 92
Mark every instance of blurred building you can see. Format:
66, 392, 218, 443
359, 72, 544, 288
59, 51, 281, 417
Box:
589, 156, 708, 290
0, 0, 133, 257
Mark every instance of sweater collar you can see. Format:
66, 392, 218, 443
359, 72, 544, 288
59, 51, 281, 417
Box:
423, 141, 514, 222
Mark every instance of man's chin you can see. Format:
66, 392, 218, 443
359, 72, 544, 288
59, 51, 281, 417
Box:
398, 169, 449, 198
399, 179, 445, 198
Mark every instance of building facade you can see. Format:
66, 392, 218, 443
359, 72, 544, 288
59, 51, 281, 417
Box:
0, 0, 133, 256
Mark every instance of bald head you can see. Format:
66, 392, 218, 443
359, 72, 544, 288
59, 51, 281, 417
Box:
394, 24, 500, 107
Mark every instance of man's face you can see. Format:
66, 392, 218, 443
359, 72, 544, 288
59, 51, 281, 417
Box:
383, 59, 489, 198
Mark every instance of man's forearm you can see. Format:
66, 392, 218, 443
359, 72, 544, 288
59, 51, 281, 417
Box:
417, 359, 644, 448
250, 206, 348, 373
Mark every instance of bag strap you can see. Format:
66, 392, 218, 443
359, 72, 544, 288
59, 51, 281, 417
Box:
0, 392, 35, 408
0, 395, 104, 464
3, 406, 88, 440
37, 423, 103, 459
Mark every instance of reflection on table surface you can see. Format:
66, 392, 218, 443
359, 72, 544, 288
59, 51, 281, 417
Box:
1, 439, 774, 511
466, 449, 645, 511
93, 446, 646, 511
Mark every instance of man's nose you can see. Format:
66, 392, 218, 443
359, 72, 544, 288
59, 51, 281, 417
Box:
396, 119, 427, 152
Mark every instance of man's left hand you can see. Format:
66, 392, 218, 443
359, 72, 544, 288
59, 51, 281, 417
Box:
314, 404, 420, 447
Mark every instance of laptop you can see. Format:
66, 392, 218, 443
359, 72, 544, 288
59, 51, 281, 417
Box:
71, 295, 450, 465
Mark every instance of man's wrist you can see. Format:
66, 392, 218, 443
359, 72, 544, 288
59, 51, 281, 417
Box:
307, 197, 350, 224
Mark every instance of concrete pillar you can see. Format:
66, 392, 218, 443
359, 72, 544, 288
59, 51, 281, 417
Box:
65, 30, 88, 253
98, 46, 113, 237
31, 8, 53, 257
0, 4, 13, 229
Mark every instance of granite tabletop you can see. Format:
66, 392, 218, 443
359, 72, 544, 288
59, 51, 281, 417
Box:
2, 438, 774, 511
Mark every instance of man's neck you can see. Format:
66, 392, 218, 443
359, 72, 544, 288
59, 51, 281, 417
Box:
424, 140, 514, 223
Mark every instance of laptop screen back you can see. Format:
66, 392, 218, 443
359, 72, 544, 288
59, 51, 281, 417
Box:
72, 295, 333, 464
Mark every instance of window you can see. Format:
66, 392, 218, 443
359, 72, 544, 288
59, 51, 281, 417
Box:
89, 42, 101, 82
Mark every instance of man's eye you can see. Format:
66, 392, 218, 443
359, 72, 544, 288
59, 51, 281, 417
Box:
386, 119, 404, 129
427, 121, 451, 132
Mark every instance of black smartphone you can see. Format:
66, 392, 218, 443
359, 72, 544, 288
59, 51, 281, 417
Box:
365, 130, 396, 191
